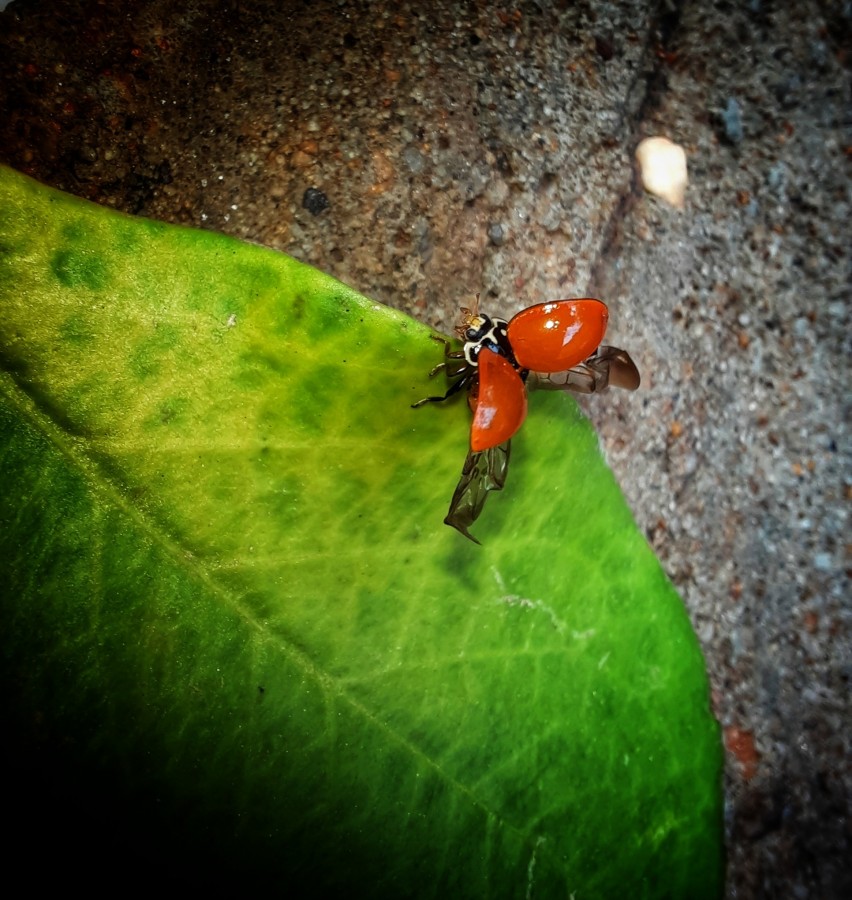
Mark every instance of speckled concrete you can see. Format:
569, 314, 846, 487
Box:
1, 1, 849, 896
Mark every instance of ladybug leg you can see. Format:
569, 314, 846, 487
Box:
432, 356, 470, 378
428, 355, 467, 378
410, 372, 472, 408
425, 335, 467, 375
411, 335, 475, 408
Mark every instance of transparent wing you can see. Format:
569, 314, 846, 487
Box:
444, 441, 511, 544
527, 345, 640, 394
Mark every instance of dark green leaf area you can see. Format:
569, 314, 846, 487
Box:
0, 166, 722, 897
1, 390, 538, 895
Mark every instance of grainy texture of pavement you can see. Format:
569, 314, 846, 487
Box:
1, 1, 849, 896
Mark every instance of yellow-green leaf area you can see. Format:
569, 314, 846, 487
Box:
0, 165, 723, 897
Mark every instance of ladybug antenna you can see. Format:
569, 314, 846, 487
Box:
456, 294, 486, 338
454, 309, 471, 339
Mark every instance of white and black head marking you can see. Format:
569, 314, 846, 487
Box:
460, 313, 512, 367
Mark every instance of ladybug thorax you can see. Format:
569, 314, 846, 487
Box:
462, 314, 512, 367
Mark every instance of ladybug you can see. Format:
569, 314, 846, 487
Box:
413, 297, 640, 542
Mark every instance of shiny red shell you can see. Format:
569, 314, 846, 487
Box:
470, 348, 528, 452
507, 299, 608, 373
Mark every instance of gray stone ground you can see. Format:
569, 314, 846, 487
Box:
1, 0, 849, 896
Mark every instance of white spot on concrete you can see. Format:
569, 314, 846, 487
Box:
636, 136, 688, 208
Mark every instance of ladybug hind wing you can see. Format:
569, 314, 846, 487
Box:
528, 345, 641, 394
444, 442, 511, 544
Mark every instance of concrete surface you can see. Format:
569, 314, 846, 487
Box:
1, 0, 849, 896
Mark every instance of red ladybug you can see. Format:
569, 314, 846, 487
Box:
413, 297, 640, 542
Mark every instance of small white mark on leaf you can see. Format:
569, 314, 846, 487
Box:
526, 835, 546, 900
570, 628, 596, 641
499, 595, 567, 634
226, 313, 237, 328
491, 568, 568, 632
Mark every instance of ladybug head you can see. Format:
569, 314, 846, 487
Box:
458, 309, 493, 343
453, 293, 484, 339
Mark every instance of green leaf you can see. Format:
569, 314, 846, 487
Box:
0, 165, 722, 896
